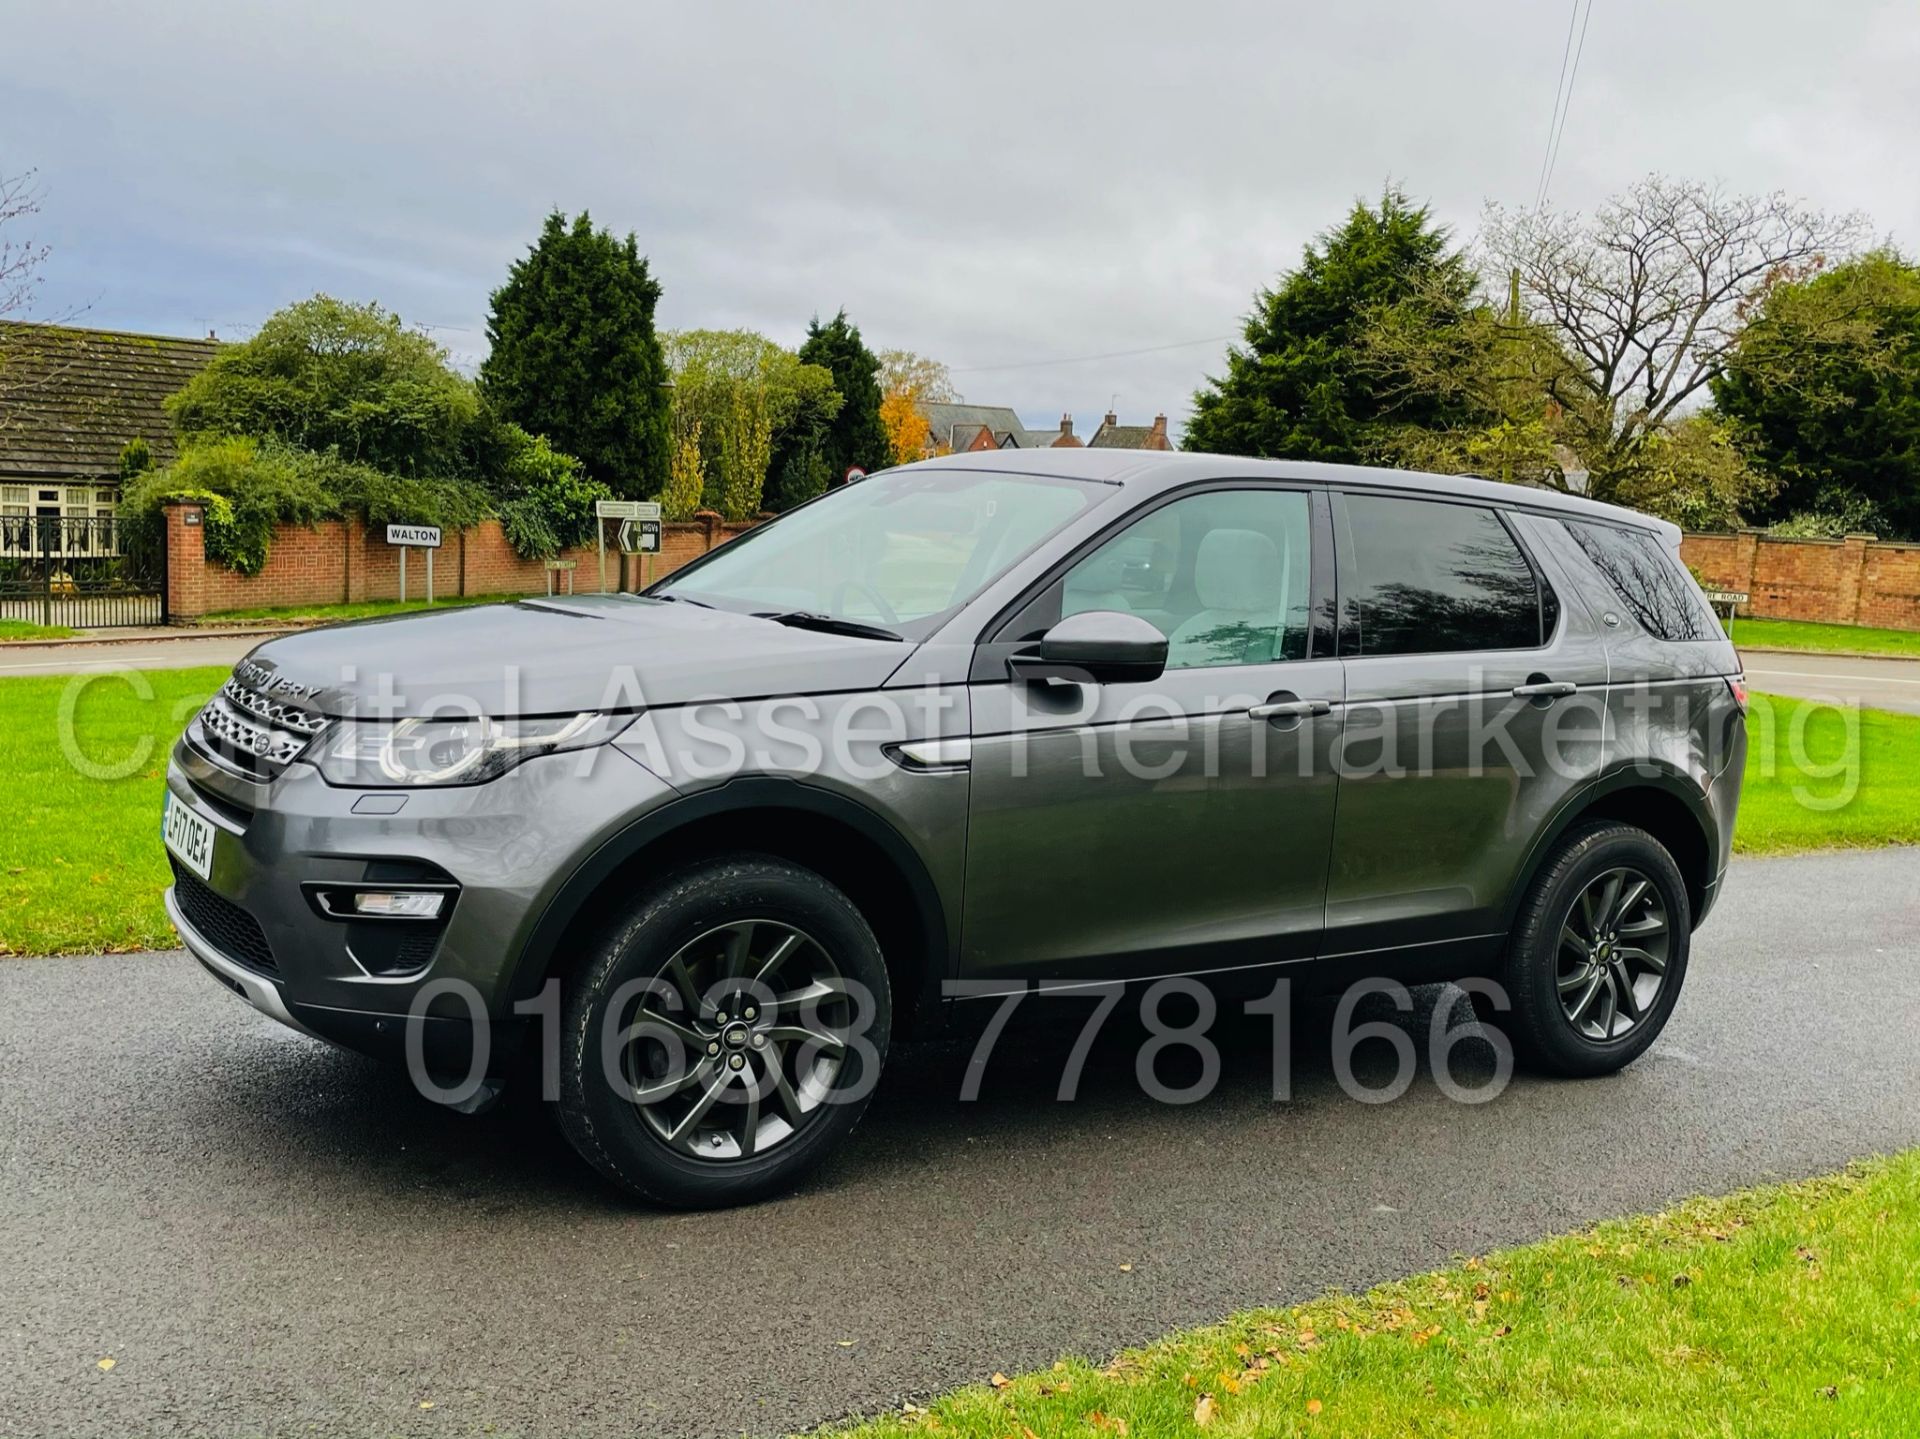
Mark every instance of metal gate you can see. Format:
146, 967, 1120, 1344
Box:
0, 514, 167, 628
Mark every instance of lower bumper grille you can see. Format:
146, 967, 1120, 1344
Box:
170, 862, 278, 975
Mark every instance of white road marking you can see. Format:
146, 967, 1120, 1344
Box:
1746, 666, 1920, 687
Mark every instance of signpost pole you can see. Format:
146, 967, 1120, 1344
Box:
598, 525, 607, 594
426, 546, 434, 605
399, 547, 407, 604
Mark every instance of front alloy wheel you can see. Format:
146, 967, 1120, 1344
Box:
619, 919, 854, 1161
557, 855, 890, 1208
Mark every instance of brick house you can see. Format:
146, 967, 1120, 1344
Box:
0, 321, 219, 531
914, 402, 1084, 456
1086, 410, 1174, 450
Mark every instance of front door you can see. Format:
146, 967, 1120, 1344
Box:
961, 484, 1342, 988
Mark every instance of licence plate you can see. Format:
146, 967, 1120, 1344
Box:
162, 792, 216, 881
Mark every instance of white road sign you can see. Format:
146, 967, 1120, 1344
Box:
596, 499, 643, 520
385, 523, 442, 548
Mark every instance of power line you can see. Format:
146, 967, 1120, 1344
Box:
1536, 0, 1596, 211
1532, 1, 1580, 212
950, 333, 1236, 375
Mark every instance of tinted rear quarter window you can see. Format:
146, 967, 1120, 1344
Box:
1563, 519, 1713, 641
1342, 494, 1543, 656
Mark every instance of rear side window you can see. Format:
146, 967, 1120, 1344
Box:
1563, 520, 1713, 641
1342, 495, 1544, 656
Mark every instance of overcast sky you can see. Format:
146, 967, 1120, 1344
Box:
9, 0, 1919, 437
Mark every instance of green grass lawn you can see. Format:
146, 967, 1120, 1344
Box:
1728, 615, 1920, 658
0, 619, 77, 641
198, 592, 536, 625
1737, 691, 1920, 854
0, 683, 1912, 955
826, 1151, 1920, 1438
0, 666, 226, 954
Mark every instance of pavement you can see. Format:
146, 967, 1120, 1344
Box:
1738, 648, 1920, 715
0, 632, 280, 678
2, 847, 1917, 1437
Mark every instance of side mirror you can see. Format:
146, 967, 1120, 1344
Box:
1010, 610, 1168, 685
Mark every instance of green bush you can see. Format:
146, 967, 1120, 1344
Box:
121, 437, 498, 575
490, 425, 609, 554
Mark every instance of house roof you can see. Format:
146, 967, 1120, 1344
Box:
0, 321, 221, 484
917, 401, 1044, 449
1086, 424, 1163, 449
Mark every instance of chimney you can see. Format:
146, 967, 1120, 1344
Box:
1149, 413, 1169, 448
1103, 409, 1118, 429
1058, 414, 1073, 439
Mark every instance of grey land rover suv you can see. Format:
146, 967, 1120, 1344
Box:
163, 450, 1746, 1207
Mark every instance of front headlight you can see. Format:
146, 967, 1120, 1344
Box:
310, 712, 629, 787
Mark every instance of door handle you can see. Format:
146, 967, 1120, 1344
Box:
1511, 680, 1577, 698
1248, 698, 1332, 720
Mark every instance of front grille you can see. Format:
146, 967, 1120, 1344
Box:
188, 675, 331, 780
171, 862, 278, 974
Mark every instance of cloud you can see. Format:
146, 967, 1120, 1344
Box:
9, 0, 1918, 435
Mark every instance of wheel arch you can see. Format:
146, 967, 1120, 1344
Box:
507, 778, 952, 1037
1505, 766, 1717, 932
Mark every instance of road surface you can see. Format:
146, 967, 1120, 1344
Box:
1739, 648, 1920, 715
1, 847, 1916, 1437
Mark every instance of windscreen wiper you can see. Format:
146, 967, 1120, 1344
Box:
754, 610, 903, 642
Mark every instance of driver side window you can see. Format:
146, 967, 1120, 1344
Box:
1061, 488, 1312, 669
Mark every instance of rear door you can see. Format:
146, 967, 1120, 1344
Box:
1322, 490, 1610, 967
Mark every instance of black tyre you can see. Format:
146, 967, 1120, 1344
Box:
1485, 822, 1691, 1078
556, 854, 890, 1208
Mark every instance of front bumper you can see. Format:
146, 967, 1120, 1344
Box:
164, 733, 678, 1064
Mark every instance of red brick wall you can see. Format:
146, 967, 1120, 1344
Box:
1680, 530, 1920, 631
163, 504, 760, 619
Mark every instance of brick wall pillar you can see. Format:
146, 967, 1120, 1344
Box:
693, 509, 722, 553
1837, 533, 1875, 624
1733, 528, 1761, 593
344, 515, 368, 603
162, 502, 208, 622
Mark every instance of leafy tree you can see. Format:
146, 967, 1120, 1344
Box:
118, 436, 154, 480
661, 421, 706, 520
166, 295, 480, 476
877, 349, 956, 404
766, 362, 841, 510
480, 210, 672, 498
1712, 251, 1920, 538
876, 348, 953, 464
797, 310, 891, 481
664, 329, 841, 517
879, 389, 932, 464
1352, 177, 1868, 525
1186, 188, 1483, 461
1467, 176, 1861, 509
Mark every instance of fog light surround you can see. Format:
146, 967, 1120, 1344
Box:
304, 882, 458, 923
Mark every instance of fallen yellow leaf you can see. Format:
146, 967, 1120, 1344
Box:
1307, 1397, 1324, 1416
96, 1358, 116, 1373
989, 1372, 1010, 1389
1193, 1393, 1216, 1427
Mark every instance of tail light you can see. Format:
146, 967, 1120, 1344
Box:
1726, 675, 1748, 713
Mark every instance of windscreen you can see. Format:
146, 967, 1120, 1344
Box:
655, 469, 1105, 637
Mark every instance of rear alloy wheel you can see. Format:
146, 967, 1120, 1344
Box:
1554, 866, 1673, 1042
1491, 822, 1691, 1077
558, 856, 890, 1207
